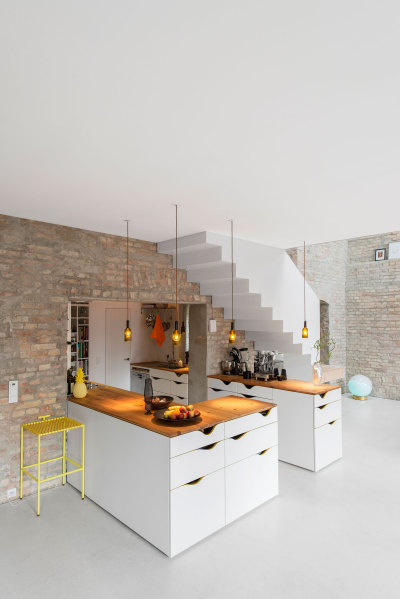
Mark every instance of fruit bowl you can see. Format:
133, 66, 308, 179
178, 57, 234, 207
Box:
154, 406, 201, 424
148, 396, 174, 411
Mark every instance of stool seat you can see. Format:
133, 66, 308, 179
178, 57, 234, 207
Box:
20, 414, 85, 516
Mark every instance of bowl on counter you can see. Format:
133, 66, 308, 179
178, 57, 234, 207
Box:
147, 395, 174, 411
221, 360, 234, 373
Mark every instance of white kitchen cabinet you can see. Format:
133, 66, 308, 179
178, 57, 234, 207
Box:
208, 387, 237, 400
68, 398, 279, 558
226, 446, 278, 525
170, 469, 225, 556
273, 388, 342, 471
150, 368, 188, 404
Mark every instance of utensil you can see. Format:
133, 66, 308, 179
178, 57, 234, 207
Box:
154, 409, 202, 424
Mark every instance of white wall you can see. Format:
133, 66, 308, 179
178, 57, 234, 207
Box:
89, 301, 185, 383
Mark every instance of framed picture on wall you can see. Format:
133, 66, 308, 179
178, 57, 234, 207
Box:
375, 248, 386, 261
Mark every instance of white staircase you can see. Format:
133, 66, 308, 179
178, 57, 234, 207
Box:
158, 232, 320, 380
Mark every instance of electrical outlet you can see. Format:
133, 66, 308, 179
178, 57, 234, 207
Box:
7, 488, 17, 499
209, 319, 217, 333
9, 380, 18, 404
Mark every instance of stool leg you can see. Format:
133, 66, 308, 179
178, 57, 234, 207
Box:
20, 426, 24, 499
37, 435, 41, 516
81, 425, 85, 500
62, 430, 66, 485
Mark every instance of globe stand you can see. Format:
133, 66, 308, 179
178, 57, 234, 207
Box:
353, 395, 367, 401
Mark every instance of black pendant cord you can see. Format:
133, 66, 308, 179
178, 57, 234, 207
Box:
175, 204, 178, 322
125, 220, 129, 322
231, 219, 234, 325
303, 240, 306, 323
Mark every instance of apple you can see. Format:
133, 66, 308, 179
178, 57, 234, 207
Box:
178, 413, 185, 420
187, 405, 193, 410
188, 410, 195, 418
194, 409, 200, 416
179, 406, 186, 413
170, 413, 177, 420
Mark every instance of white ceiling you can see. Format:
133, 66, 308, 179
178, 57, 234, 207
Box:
1, 1, 399, 248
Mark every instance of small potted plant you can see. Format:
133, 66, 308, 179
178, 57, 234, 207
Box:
313, 335, 336, 384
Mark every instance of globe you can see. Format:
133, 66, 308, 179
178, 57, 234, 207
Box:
348, 375, 372, 399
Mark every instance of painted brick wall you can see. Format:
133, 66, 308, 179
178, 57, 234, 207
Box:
347, 232, 400, 399
0, 214, 252, 503
287, 241, 348, 385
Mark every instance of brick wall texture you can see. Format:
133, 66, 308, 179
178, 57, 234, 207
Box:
288, 232, 400, 400
0, 214, 253, 504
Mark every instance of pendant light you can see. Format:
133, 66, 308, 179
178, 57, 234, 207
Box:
172, 204, 181, 346
124, 220, 132, 342
228, 219, 236, 344
302, 240, 308, 339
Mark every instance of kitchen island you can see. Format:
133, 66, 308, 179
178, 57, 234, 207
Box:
67, 385, 278, 557
208, 375, 342, 471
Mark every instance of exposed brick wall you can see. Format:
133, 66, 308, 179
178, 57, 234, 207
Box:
347, 232, 400, 399
0, 214, 251, 503
287, 241, 348, 386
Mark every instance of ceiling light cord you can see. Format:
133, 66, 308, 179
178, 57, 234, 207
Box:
126, 220, 129, 321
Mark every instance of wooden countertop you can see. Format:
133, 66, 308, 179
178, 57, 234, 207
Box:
208, 374, 340, 395
68, 385, 275, 438
131, 361, 189, 374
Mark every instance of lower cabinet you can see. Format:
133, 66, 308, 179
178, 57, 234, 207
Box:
170, 469, 225, 557
314, 419, 342, 472
226, 446, 279, 525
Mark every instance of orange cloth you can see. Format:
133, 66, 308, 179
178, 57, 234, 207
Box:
151, 313, 165, 347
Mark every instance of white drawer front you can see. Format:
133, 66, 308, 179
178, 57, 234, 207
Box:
225, 422, 278, 467
170, 469, 225, 557
314, 388, 341, 408
236, 382, 273, 400
208, 387, 237, 400
165, 371, 188, 384
225, 445, 278, 525
314, 418, 342, 471
207, 378, 238, 393
170, 423, 224, 457
224, 406, 278, 438
169, 393, 188, 406
314, 400, 342, 429
151, 377, 171, 395
170, 380, 188, 397
170, 440, 224, 489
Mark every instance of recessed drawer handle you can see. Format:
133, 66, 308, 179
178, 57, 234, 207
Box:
242, 394, 256, 399
186, 476, 204, 486
244, 384, 255, 390
319, 392, 327, 399
318, 404, 328, 410
202, 425, 216, 436
261, 409, 272, 417
328, 420, 337, 425
152, 376, 161, 380
231, 432, 247, 441
211, 388, 221, 392
199, 442, 218, 450
223, 381, 232, 386
258, 448, 271, 456
172, 381, 184, 385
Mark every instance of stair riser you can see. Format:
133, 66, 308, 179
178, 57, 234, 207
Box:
235, 320, 283, 333
175, 246, 222, 268
212, 295, 261, 309
200, 279, 249, 295
186, 264, 235, 282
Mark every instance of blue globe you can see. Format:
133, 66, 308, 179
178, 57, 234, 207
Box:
348, 375, 372, 397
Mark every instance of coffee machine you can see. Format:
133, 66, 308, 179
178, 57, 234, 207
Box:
254, 350, 286, 380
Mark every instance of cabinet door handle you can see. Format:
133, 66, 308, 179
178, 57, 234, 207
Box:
261, 409, 272, 417
186, 476, 204, 486
258, 448, 271, 455
199, 442, 218, 451
231, 432, 247, 441
318, 404, 328, 410
202, 425, 216, 436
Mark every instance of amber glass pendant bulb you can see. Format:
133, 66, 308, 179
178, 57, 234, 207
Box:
124, 320, 132, 342
302, 321, 308, 339
172, 321, 181, 345
228, 322, 236, 344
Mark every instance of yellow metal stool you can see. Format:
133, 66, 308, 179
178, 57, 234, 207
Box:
20, 415, 85, 516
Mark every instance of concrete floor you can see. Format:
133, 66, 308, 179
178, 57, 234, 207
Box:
1, 395, 400, 599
